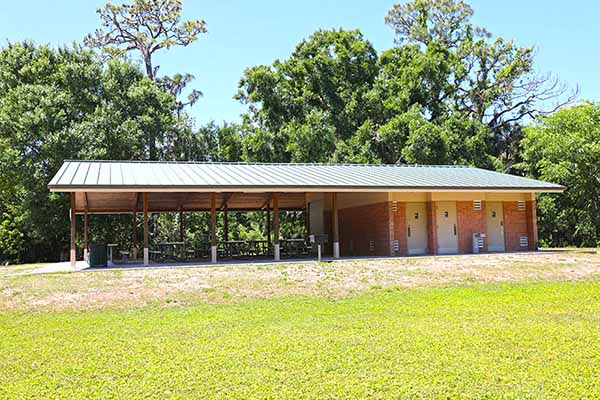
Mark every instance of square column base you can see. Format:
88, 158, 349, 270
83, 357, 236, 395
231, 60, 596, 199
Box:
143, 248, 149, 266
211, 245, 217, 263
333, 242, 340, 259
274, 244, 280, 261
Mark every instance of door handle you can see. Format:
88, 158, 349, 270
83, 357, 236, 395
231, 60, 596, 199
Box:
408, 225, 412, 238
453, 224, 457, 236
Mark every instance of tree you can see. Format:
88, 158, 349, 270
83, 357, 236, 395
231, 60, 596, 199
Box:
237, 29, 379, 162
0, 42, 191, 263
385, 0, 577, 167
85, 0, 207, 109
85, 0, 206, 81
521, 102, 600, 247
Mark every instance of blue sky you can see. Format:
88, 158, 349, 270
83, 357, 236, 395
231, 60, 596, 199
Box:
0, 1, 597, 126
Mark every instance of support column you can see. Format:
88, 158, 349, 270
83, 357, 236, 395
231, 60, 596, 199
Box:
70, 192, 77, 269
223, 204, 229, 242
332, 192, 340, 258
304, 194, 310, 237
266, 208, 271, 243
132, 211, 137, 249
179, 205, 184, 242
426, 200, 438, 255
211, 193, 217, 263
143, 193, 149, 266
526, 197, 538, 251
273, 193, 280, 261
83, 193, 89, 262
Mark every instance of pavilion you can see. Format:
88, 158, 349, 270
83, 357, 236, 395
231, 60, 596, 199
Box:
48, 161, 565, 268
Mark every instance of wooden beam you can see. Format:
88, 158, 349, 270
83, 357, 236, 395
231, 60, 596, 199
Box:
70, 192, 77, 269
83, 193, 89, 262
273, 193, 280, 260
220, 192, 234, 210
143, 193, 149, 265
332, 192, 339, 258
260, 193, 273, 210
211, 193, 217, 263
130, 192, 139, 210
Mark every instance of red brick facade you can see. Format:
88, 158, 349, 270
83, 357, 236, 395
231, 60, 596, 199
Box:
335, 198, 538, 257
456, 201, 487, 254
426, 201, 438, 255
503, 200, 538, 252
526, 200, 538, 250
338, 202, 393, 256
391, 202, 408, 256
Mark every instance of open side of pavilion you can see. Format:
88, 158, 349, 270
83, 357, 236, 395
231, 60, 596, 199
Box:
48, 161, 565, 269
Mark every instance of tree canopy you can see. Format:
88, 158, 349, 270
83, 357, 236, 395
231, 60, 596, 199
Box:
0, 0, 592, 262
521, 102, 600, 247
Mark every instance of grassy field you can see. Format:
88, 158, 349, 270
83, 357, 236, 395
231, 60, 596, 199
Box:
2, 253, 600, 398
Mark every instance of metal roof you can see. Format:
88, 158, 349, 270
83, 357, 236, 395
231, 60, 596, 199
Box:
48, 160, 565, 193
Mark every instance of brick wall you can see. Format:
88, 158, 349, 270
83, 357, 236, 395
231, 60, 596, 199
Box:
503, 201, 529, 252
426, 202, 437, 255
456, 201, 487, 254
339, 202, 392, 257
526, 200, 538, 250
391, 202, 408, 256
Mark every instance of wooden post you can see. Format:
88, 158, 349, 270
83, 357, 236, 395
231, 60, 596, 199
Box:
211, 193, 217, 263
266, 209, 271, 243
70, 192, 77, 269
132, 211, 137, 247
332, 192, 339, 258
132, 193, 138, 252
83, 193, 89, 262
179, 205, 184, 242
304, 194, 310, 237
143, 193, 149, 266
273, 193, 280, 261
223, 204, 229, 242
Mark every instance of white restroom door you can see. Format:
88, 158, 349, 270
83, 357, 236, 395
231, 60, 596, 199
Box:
406, 203, 428, 255
486, 202, 505, 252
436, 202, 458, 255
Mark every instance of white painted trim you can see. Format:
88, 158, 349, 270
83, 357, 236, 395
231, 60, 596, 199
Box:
49, 187, 564, 194
333, 242, 340, 258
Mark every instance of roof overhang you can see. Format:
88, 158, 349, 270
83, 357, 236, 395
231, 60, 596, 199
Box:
49, 185, 565, 193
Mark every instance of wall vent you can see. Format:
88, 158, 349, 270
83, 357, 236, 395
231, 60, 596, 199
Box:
520, 236, 529, 247
392, 201, 398, 213
393, 240, 399, 252
473, 200, 482, 211
369, 240, 375, 252
518, 201, 526, 211
476, 237, 485, 249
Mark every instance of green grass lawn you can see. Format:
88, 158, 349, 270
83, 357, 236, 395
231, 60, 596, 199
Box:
2, 281, 600, 399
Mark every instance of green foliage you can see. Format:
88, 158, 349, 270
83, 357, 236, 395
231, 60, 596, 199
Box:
237, 29, 379, 162
2, 281, 600, 398
522, 102, 600, 247
85, 0, 207, 81
0, 42, 190, 262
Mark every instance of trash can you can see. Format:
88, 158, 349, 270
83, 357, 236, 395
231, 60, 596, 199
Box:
472, 233, 485, 254
88, 243, 108, 267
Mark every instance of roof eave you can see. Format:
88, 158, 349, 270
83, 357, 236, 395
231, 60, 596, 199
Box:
47, 184, 566, 193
